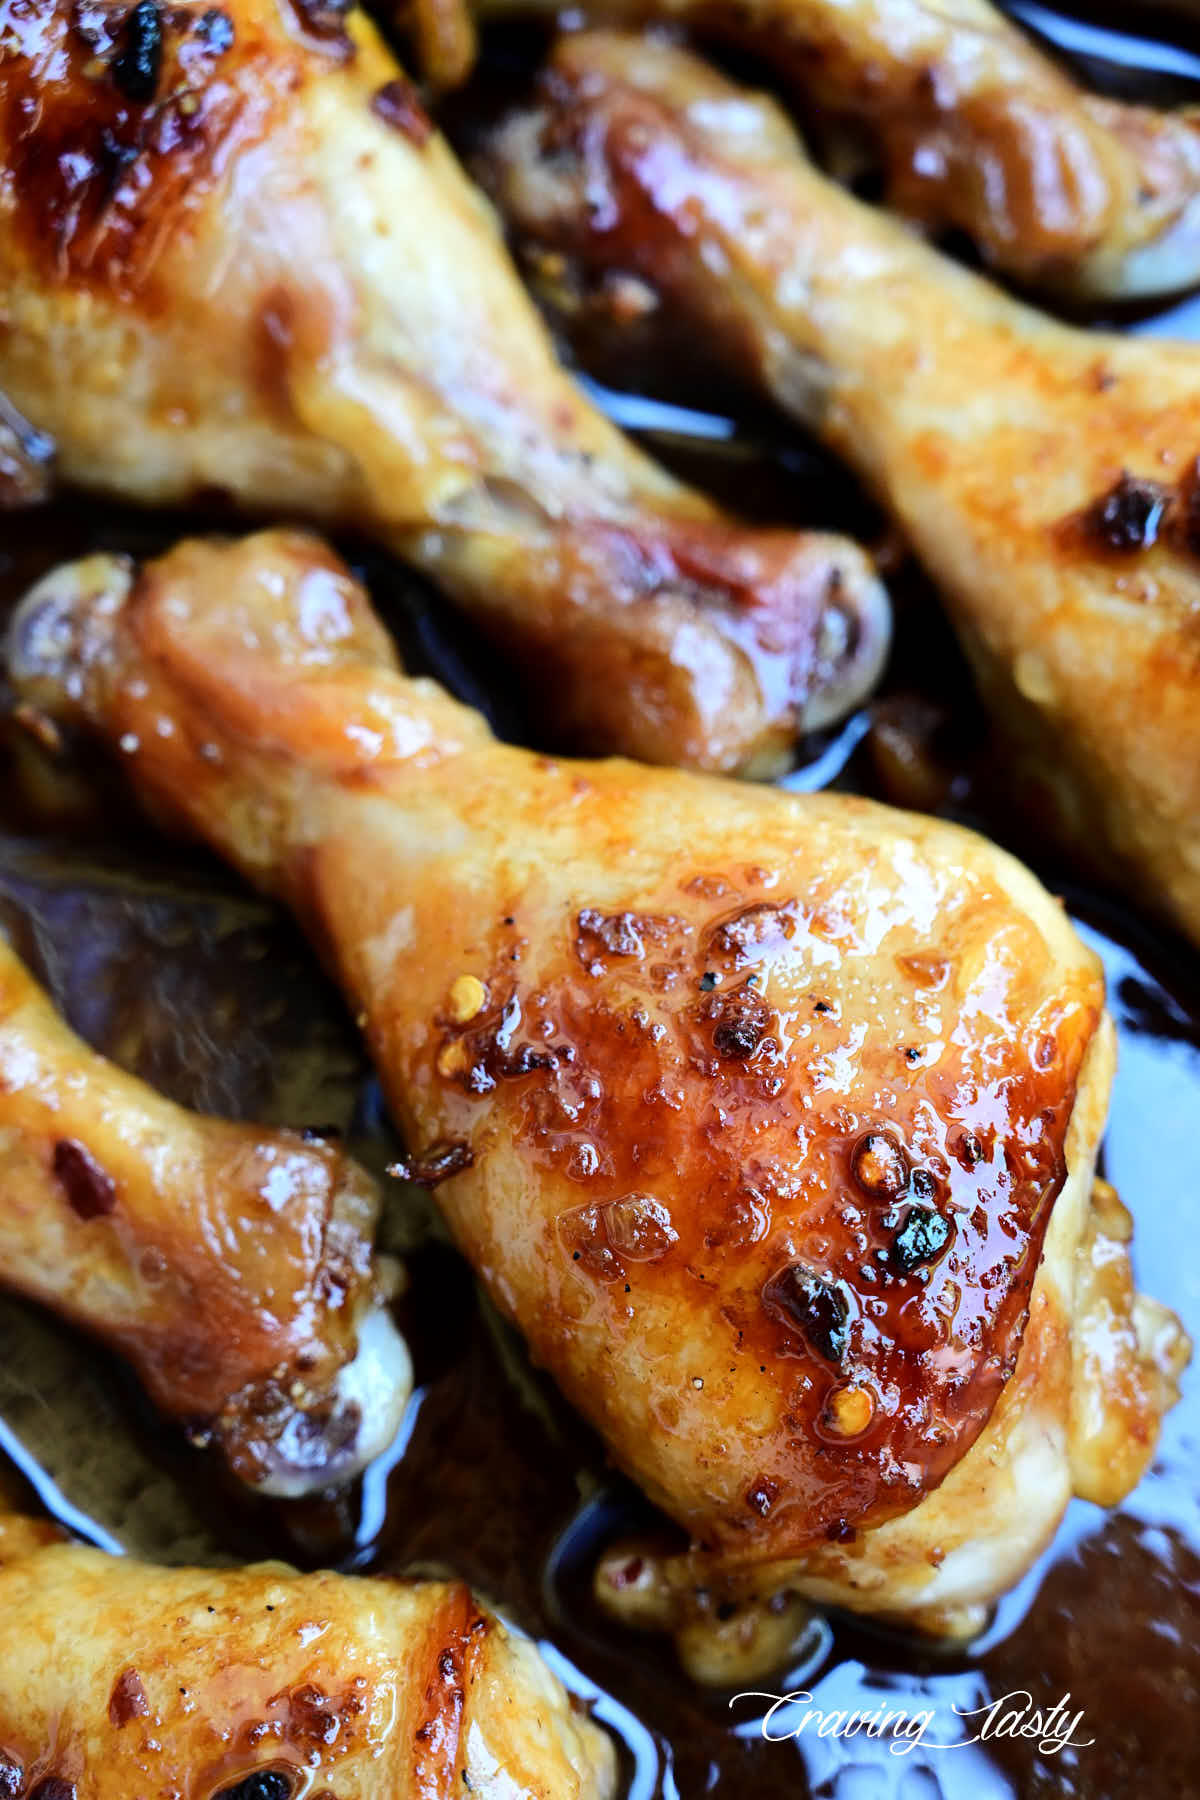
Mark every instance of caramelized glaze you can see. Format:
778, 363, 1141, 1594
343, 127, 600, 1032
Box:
0, 6, 1195, 1798
0, 0, 892, 777
423, 861, 1099, 1543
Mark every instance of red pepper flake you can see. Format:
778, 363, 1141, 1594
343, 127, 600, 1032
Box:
109, 1667, 150, 1727
746, 1478, 778, 1517
53, 1138, 117, 1219
1081, 472, 1169, 553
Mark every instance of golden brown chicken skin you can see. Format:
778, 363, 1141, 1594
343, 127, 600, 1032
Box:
487, 30, 1200, 948
0, 0, 890, 776
456, 0, 1200, 298
8, 529, 1185, 1634
0, 1517, 616, 1799
0, 926, 410, 1496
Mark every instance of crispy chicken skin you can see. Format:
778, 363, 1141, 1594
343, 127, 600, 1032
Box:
0, 925, 411, 1496
488, 30, 1200, 946
0, 1520, 616, 1799
7, 529, 1186, 1635
0, 0, 890, 776
458, 0, 1200, 298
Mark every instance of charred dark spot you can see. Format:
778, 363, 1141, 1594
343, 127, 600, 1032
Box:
826, 1518, 856, 1544
699, 971, 718, 991
8, 0, 251, 287
746, 1477, 778, 1517
851, 1131, 908, 1198
712, 1019, 763, 1059
280, 1685, 340, 1748
707, 978, 771, 1062
907, 1167, 938, 1202
30, 1782, 77, 1800
371, 78, 433, 148
109, 1665, 149, 1726
0, 1755, 21, 1800
214, 1775, 294, 1800
484, 1040, 557, 1086
110, 1, 163, 102
762, 1266, 850, 1364
954, 1130, 984, 1168
1082, 472, 1170, 553
388, 1138, 473, 1186
53, 1137, 117, 1218
892, 1206, 953, 1272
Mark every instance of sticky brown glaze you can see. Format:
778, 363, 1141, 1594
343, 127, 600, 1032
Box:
0, 0, 287, 298
0, 1531, 616, 1798
0, 0, 890, 776
427, 873, 1096, 1544
0, 929, 411, 1495
8, 529, 1171, 1633
462, 0, 1200, 297
486, 31, 1200, 946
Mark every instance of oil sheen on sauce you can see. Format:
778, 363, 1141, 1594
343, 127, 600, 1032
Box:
0, 4, 1198, 1798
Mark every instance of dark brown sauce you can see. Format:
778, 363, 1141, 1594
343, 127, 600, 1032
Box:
1, 4, 1199, 1796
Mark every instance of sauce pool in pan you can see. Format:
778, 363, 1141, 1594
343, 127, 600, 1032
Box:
0, 4, 1199, 1796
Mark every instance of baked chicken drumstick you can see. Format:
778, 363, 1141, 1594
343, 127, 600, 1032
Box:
0, 0, 889, 775
8, 529, 1185, 1640
0, 1510, 616, 1798
451, 0, 1200, 299
488, 30, 1200, 946
0, 928, 410, 1496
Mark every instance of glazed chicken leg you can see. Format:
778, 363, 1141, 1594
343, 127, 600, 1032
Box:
0, 1513, 615, 1798
0, 927, 410, 1496
8, 529, 1186, 1637
452, 0, 1200, 298
488, 30, 1200, 946
0, 0, 890, 777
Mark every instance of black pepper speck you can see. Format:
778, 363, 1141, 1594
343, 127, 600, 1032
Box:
111, 1, 163, 102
